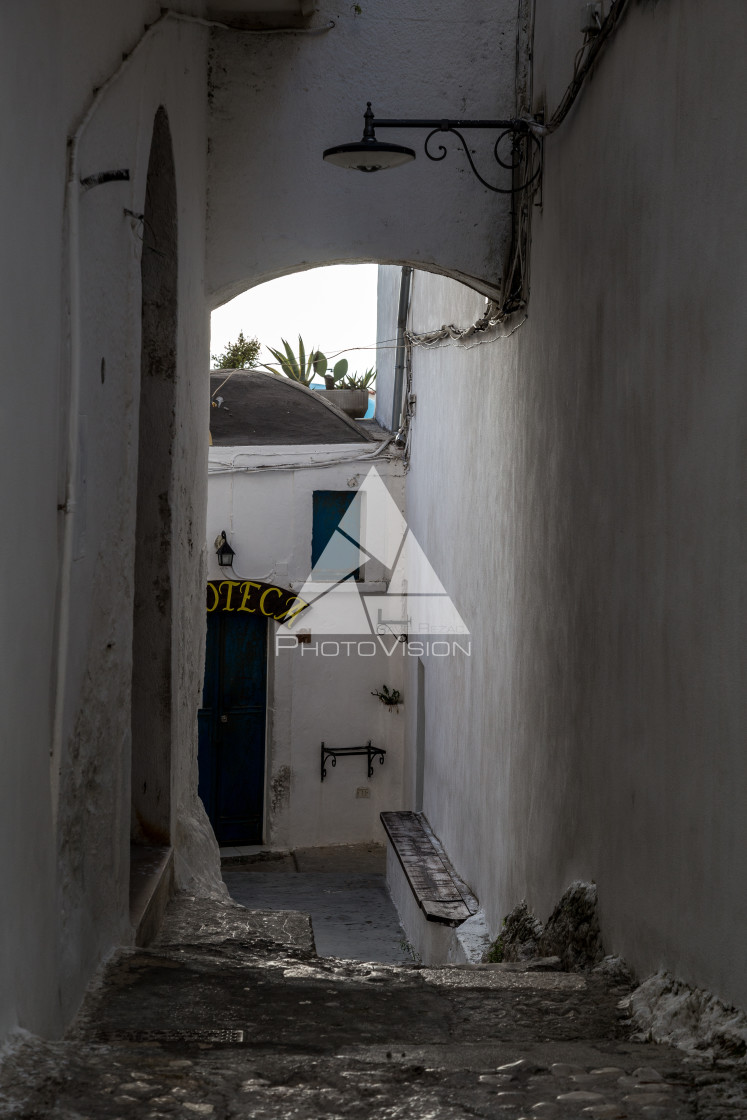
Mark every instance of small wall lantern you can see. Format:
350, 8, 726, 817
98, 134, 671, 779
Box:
215, 530, 235, 567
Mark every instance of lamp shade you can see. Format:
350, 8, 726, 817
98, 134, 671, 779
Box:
323, 140, 416, 173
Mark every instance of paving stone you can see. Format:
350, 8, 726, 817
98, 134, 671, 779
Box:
633, 1066, 665, 1082
556, 1088, 607, 1101
1, 893, 746, 1119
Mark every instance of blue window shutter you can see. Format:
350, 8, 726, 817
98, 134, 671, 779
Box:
312, 490, 361, 580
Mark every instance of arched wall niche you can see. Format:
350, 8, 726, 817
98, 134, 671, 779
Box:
131, 105, 178, 846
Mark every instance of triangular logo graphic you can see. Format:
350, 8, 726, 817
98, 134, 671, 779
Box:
388, 530, 448, 596
308, 529, 365, 584
350, 465, 408, 569
277, 466, 469, 640
288, 577, 373, 635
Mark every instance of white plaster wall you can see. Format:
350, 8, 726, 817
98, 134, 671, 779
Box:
206, 446, 407, 848
386, 846, 453, 965
0, 3, 214, 1041
0, 0, 67, 1043
206, 0, 519, 305
374, 266, 401, 430
401, 0, 747, 1012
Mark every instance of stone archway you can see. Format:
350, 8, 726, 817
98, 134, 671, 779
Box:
205, 0, 521, 309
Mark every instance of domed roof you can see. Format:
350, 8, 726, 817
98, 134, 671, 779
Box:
209, 369, 371, 446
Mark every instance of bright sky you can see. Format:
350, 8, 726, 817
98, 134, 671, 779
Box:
210, 264, 379, 380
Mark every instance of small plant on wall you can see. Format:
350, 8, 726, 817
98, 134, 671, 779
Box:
341, 366, 376, 391
372, 685, 402, 710
325, 363, 376, 391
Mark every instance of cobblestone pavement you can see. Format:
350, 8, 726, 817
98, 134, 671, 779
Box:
1, 897, 746, 1119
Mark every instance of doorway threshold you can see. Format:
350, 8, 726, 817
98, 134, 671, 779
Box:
129, 844, 173, 946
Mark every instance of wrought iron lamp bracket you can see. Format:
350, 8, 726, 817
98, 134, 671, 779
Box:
371, 106, 542, 195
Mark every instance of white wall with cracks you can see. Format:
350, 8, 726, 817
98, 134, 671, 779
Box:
395, 0, 747, 1013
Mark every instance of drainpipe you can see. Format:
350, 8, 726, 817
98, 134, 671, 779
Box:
391, 265, 413, 433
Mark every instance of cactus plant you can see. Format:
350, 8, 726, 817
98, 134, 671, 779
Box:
324, 358, 349, 389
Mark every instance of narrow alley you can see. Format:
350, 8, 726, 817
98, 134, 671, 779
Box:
221, 844, 412, 964
3, 3, 747, 1118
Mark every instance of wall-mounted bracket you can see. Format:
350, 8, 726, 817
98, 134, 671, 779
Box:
321, 740, 386, 781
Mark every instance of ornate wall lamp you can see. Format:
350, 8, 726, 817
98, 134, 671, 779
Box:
323, 102, 541, 194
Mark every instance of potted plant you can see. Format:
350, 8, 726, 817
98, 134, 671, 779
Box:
259, 335, 374, 419
372, 685, 402, 711
322, 365, 375, 419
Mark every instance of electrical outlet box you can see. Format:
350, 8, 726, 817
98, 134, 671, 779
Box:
356, 787, 371, 799
581, 2, 602, 33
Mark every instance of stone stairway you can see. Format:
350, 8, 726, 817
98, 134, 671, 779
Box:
0, 895, 745, 1119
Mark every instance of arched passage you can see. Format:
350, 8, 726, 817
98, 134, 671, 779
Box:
130, 106, 178, 846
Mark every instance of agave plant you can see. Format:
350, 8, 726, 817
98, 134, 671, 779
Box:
341, 366, 376, 391
258, 336, 327, 387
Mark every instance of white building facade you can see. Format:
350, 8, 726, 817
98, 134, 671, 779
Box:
204, 382, 407, 851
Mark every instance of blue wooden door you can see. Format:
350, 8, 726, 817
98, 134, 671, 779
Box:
198, 610, 267, 845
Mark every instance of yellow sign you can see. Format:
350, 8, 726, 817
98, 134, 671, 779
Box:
206, 580, 308, 627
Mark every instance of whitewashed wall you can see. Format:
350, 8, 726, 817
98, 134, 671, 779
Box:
374, 266, 401, 430
0, 3, 214, 1041
396, 0, 747, 1013
206, 446, 407, 848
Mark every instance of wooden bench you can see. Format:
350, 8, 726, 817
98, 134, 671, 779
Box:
380, 810, 478, 926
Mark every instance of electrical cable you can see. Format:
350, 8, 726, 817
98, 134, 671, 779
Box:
401, 0, 634, 350
530, 0, 633, 136
208, 434, 397, 476
405, 303, 527, 349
